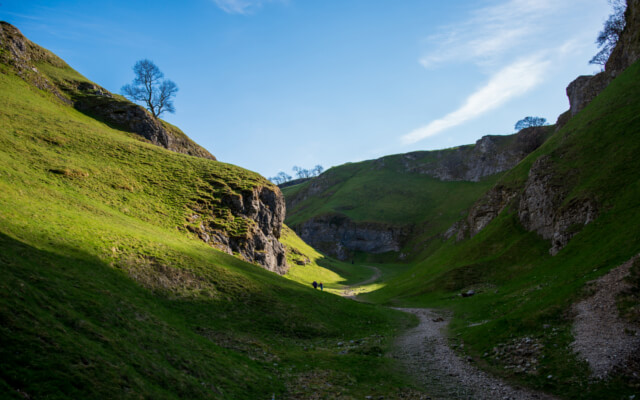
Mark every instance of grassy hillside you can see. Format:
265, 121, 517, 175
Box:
283, 156, 503, 263
284, 160, 502, 227
363, 60, 640, 399
0, 51, 419, 398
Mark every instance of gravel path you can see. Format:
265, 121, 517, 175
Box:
392, 308, 556, 400
571, 255, 640, 378
342, 265, 381, 299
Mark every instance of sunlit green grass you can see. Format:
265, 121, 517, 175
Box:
0, 64, 417, 399
281, 226, 376, 294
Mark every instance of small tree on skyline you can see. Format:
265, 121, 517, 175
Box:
122, 59, 178, 119
515, 116, 547, 131
312, 165, 324, 176
277, 171, 292, 183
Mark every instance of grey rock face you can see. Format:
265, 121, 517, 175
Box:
446, 184, 518, 242
564, 0, 640, 118
566, 73, 612, 116
189, 186, 288, 274
518, 157, 597, 255
73, 93, 215, 160
402, 127, 549, 182
454, 156, 598, 254
467, 185, 519, 237
295, 214, 406, 260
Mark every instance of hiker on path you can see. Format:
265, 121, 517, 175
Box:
319, 282, 323, 291
312, 281, 318, 289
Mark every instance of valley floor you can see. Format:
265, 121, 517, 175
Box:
392, 308, 556, 400
343, 268, 556, 400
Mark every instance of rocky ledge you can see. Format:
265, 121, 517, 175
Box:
450, 155, 598, 255
186, 184, 288, 274
399, 126, 552, 182
565, 0, 640, 117
295, 214, 407, 261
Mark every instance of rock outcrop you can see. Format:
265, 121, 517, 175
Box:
456, 156, 598, 255
565, 0, 640, 117
517, 156, 598, 255
606, 0, 640, 77
400, 126, 551, 182
566, 73, 613, 116
0, 22, 215, 160
73, 89, 216, 160
446, 185, 519, 241
295, 214, 407, 260
186, 185, 288, 274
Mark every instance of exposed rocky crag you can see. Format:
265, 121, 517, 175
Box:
565, 0, 640, 117
566, 73, 613, 116
0, 21, 215, 160
517, 156, 598, 255
296, 214, 407, 260
606, 0, 640, 77
444, 185, 519, 241
73, 88, 215, 160
400, 126, 551, 182
453, 156, 598, 254
186, 184, 288, 274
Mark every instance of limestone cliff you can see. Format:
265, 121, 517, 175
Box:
606, 0, 640, 77
0, 22, 215, 160
565, 0, 640, 117
399, 126, 552, 182
517, 157, 598, 255
296, 214, 407, 261
186, 182, 288, 274
444, 184, 519, 241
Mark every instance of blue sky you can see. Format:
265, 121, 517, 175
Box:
1, 0, 611, 178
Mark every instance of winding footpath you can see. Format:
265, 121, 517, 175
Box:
343, 268, 555, 400
393, 308, 556, 400
341, 265, 381, 299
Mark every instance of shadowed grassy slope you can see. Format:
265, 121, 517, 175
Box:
0, 65, 416, 399
364, 60, 640, 399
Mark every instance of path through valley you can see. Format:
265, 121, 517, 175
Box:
342, 268, 555, 400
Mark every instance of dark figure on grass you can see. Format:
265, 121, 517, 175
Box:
312, 281, 318, 289
319, 283, 323, 291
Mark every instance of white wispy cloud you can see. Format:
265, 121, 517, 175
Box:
402, 0, 605, 144
211, 0, 285, 14
402, 54, 551, 145
419, 0, 566, 69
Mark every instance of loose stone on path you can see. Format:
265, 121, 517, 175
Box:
393, 308, 556, 400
